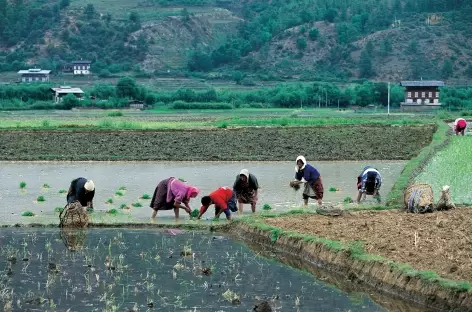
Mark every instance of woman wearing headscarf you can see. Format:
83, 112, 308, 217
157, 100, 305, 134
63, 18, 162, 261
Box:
290, 155, 324, 207
150, 177, 199, 219
66, 177, 95, 211
356, 166, 382, 203
233, 169, 259, 213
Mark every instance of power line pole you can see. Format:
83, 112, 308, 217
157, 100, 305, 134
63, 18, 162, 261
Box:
387, 82, 390, 115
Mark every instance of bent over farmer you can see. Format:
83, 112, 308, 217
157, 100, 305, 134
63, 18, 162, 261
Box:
356, 166, 382, 203
233, 169, 259, 213
197, 186, 237, 221
454, 118, 467, 136
67, 177, 95, 210
290, 156, 323, 207
150, 177, 199, 219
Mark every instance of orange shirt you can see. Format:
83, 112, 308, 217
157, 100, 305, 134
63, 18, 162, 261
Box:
210, 187, 233, 210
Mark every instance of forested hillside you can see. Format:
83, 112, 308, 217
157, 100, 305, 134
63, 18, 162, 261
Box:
0, 0, 471, 81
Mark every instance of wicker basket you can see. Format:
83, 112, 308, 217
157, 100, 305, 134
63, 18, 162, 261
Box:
404, 183, 434, 213
436, 186, 456, 211
59, 201, 89, 228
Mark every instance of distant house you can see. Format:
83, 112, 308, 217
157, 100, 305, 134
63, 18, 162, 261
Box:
51, 86, 84, 103
72, 60, 91, 75
18, 69, 51, 83
400, 80, 444, 112
128, 100, 145, 109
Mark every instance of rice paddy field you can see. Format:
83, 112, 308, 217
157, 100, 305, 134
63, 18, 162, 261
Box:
415, 136, 472, 204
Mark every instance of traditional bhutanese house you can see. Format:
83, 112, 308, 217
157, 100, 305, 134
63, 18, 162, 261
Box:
400, 80, 444, 112
18, 68, 51, 83
71, 60, 91, 75
51, 86, 84, 103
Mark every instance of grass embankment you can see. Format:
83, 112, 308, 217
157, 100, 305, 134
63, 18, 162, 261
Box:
234, 209, 471, 293
0, 115, 428, 130
386, 120, 451, 208
415, 136, 472, 205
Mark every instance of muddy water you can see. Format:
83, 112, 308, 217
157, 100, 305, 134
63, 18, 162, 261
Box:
0, 228, 389, 311
0, 161, 405, 224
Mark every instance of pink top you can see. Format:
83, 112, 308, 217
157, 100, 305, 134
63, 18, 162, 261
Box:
166, 178, 199, 205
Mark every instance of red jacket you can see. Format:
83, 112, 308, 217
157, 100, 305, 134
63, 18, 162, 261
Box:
210, 187, 233, 210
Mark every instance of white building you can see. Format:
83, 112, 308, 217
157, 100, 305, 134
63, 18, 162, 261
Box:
72, 60, 92, 75
17, 69, 51, 82
51, 86, 84, 103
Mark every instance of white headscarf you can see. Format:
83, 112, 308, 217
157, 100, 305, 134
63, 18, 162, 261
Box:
239, 169, 249, 179
84, 180, 95, 191
295, 155, 306, 172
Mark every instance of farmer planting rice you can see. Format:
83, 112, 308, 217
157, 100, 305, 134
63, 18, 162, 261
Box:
66, 177, 95, 210
197, 186, 237, 221
150, 177, 199, 219
454, 118, 467, 136
233, 169, 259, 213
290, 155, 324, 207
356, 166, 382, 203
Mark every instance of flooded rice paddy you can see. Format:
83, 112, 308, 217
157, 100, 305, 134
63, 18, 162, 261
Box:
0, 161, 405, 224
0, 228, 390, 311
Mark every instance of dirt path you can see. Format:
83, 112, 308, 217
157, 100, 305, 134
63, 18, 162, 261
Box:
265, 209, 472, 282
0, 125, 434, 161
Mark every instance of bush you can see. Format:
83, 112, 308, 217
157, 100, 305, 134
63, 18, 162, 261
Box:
296, 38, 307, 50
309, 28, 319, 41
62, 94, 80, 109
107, 111, 123, 117
170, 101, 233, 110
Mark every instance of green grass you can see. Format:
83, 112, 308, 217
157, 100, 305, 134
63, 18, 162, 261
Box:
132, 202, 143, 207
387, 120, 450, 207
21, 211, 35, 217
140, 193, 151, 200
115, 191, 124, 197
415, 136, 472, 204
19, 181, 26, 189
36, 196, 45, 202
106, 198, 113, 204
54, 207, 64, 213
58, 189, 67, 194
237, 213, 472, 293
42, 183, 50, 188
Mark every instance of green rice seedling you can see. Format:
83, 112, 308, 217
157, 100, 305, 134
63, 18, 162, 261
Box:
328, 187, 339, 192
58, 189, 67, 194
37, 196, 46, 202
54, 207, 64, 213
343, 196, 353, 203
178, 178, 186, 182
106, 198, 113, 204
119, 186, 127, 191
140, 193, 150, 199
42, 120, 51, 127
19, 181, 27, 189
21, 211, 35, 217
217, 122, 228, 129
119, 203, 129, 209
212, 217, 220, 222
262, 204, 272, 210
87, 207, 94, 213
107, 208, 118, 215
132, 202, 142, 207
115, 191, 124, 196
190, 209, 199, 218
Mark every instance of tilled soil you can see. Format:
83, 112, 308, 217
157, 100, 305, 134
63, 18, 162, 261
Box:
265, 209, 472, 282
0, 125, 434, 161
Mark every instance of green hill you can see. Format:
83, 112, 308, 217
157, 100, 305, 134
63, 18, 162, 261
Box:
0, 0, 471, 82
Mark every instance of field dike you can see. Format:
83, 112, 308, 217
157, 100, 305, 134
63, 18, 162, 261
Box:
225, 219, 472, 312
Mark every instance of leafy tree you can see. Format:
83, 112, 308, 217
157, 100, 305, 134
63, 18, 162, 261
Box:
465, 64, 472, 78
129, 11, 140, 24
188, 49, 213, 71
116, 77, 138, 98
84, 4, 96, 20
380, 38, 392, 56
62, 93, 79, 109
181, 8, 190, 23
59, 0, 69, 9
323, 8, 338, 23
296, 37, 307, 50
441, 59, 453, 78
308, 28, 319, 41
365, 40, 374, 56
359, 50, 373, 78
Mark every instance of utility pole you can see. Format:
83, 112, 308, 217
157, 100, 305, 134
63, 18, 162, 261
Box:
318, 95, 320, 108
338, 99, 340, 110
387, 82, 390, 115
325, 89, 327, 107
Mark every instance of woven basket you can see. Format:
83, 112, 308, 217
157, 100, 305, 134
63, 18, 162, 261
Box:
59, 201, 89, 228
404, 183, 434, 213
60, 228, 88, 252
436, 186, 456, 211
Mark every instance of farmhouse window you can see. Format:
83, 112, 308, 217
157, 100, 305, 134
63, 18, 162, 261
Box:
436, 92, 439, 98
414, 92, 418, 97
429, 92, 432, 98
421, 92, 425, 97
407, 92, 411, 97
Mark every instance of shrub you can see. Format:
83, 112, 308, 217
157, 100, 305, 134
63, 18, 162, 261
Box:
19, 181, 26, 189
21, 211, 35, 217
37, 196, 45, 202
132, 202, 142, 207
309, 28, 319, 41
107, 111, 123, 117
170, 101, 233, 110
